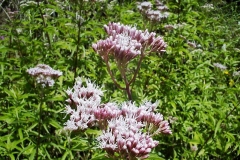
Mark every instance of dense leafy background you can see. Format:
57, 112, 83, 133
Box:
0, 0, 240, 159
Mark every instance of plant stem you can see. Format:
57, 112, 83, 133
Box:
177, 0, 181, 24
122, 69, 132, 101
106, 61, 125, 90
119, 63, 132, 101
35, 89, 44, 160
37, 1, 51, 48
73, 1, 83, 80
129, 53, 145, 85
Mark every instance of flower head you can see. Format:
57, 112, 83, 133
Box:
64, 77, 103, 131
97, 115, 158, 159
233, 71, 240, 77
213, 63, 227, 70
27, 64, 62, 87
164, 24, 175, 31
191, 145, 198, 152
187, 41, 197, 48
137, 1, 169, 23
94, 102, 121, 120
112, 33, 142, 63
146, 10, 169, 22
201, 3, 214, 10
93, 22, 167, 65
66, 77, 103, 106
137, 2, 152, 12
92, 37, 115, 62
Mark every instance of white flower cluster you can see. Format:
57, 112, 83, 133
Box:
64, 77, 103, 130
27, 64, 62, 87
213, 63, 227, 70
137, 0, 169, 22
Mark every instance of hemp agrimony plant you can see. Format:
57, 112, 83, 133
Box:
63, 20, 171, 160
27, 64, 62, 159
92, 22, 167, 101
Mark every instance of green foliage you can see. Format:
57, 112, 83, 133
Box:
0, 0, 240, 159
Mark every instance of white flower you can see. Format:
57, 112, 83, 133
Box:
64, 77, 103, 131
213, 63, 227, 70
233, 71, 240, 77
27, 64, 62, 87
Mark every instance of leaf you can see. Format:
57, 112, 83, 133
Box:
17, 144, 35, 157
9, 154, 15, 160
91, 153, 113, 160
49, 119, 62, 129
29, 147, 36, 160
214, 120, 222, 138
61, 150, 73, 160
47, 94, 65, 102
18, 129, 24, 145
225, 132, 235, 142
0, 114, 15, 124
147, 153, 165, 160
207, 114, 216, 129
85, 128, 102, 135
198, 148, 205, 156
189, 132, 204, 145
224, 142, 232, 152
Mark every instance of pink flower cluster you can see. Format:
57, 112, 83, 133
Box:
92, 22, 167, 65
64, 77, 171, 159
137, 0, 169, 22
97, 102, 171, 159
27, 64, 62, 87
97, 115, 158, 159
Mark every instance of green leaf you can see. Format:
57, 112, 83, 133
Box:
49, 119, 62, 129
214, 120, 222, 138
224, 142, 232, 152
189, 132, 204, 145
147, 153, 165, 160
18, 128, 24, 143
61, 150, 73, 160
91, 153, 113, 160
85, 128, 102, 135
17, 144, 35, 157
0, 114, 15, 124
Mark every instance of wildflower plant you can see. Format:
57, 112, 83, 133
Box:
92, 22, 167, 100
27, 64, 62, 159
88, 21, 171, 159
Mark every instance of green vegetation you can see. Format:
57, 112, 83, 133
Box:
0, 0, 239, 159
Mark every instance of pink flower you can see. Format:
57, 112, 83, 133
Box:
92, 37, 115, 62
92, 22, 167, 65
97, 115, 158, 159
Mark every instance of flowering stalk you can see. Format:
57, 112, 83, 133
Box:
92, 22, 167, 100
27, 64, 62, 159
35, 89, 44, 160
